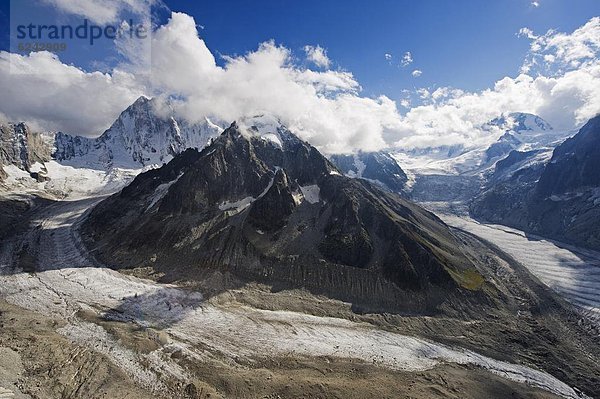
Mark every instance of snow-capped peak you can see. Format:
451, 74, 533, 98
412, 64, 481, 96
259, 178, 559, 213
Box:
55, 96, 225, 169
238, 114, 288, 148
488, 112, 553, 133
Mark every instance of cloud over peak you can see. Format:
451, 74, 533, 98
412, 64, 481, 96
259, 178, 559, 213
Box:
0, 11, 598, 154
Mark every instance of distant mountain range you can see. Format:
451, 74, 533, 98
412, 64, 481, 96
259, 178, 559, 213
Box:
329, 151, 408, 193
471, 115, 600, 250
2, 96, 598, 252
0, 97, 226, 196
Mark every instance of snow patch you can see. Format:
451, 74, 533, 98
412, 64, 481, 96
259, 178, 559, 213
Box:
300, 184, 320, 204
353, 154, 366, 177
146, 173, 184, 212
219, 167, 281, 211
239, 114, 285, 148
219, 196, 255, 211
262, 133, 282, 148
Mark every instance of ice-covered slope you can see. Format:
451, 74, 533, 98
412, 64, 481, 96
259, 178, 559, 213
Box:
0, 97, 225, 197
483, 113, 572, 164
392, 112, 572, 178
56, 96, 224, 169
329, 151, 408, 193
471, 115, 600, 251
389, 113, 575, 204
0, 196, 591, 399
438, 211, 600, 323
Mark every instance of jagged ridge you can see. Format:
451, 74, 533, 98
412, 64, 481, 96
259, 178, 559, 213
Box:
83, 122, 486, 313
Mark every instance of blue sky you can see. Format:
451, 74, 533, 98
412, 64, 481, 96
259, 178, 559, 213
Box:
0, 0, 598, 151
161, 0, 599, 99
2, 0, 598, 102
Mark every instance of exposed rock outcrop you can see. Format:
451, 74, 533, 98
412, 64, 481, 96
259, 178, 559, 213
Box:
84, 122, 484, 313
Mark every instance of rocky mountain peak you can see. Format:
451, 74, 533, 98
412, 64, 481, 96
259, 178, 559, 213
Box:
84, 118, 483, 312
54, 97, 224, 169
488, 112, 553, 133
536, 114, 600, 197
329, 151, 408, 193
0, 122, 52, 172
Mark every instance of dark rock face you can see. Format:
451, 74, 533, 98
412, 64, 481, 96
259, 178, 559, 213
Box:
329, 151, 408, 192
84, 122, 482, 312
484, 132, 522, 163
0, 122, 52, 172
471, 115, 600, 250
536, 116, 600, 197
247, 169, 297, 232
53, 132, 94, 161
493, 150, 541, 176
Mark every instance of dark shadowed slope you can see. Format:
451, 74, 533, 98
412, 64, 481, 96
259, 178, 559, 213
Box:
83, 122, 486, 313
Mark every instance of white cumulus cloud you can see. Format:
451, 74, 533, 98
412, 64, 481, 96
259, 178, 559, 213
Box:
401, 51, 413, 67
40, 0, 154, 25
303, 45, 331, 69
521, 17, 600, 74
0, 51, 143, 134
412, 69, 422, 77
0, 12, 599, 155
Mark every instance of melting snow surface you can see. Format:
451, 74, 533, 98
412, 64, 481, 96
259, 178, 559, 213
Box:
0, 197, 591, 399
299, 184, 320, 204
439, 213, 600, 321
146, 173, 184, 212
219, 196, 255, 211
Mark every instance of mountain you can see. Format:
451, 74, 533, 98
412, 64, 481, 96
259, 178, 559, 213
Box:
487, 112, 553, 134
471, 115, 600, 250
82, 121, 486, 312
0, 97, 225, 196
390, 112, 573, 203
483, 113, 567, 164
0, 122, 52, 171
54, 96, 223, 169
329, 151, 408, 192
0, 122, 54, 183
